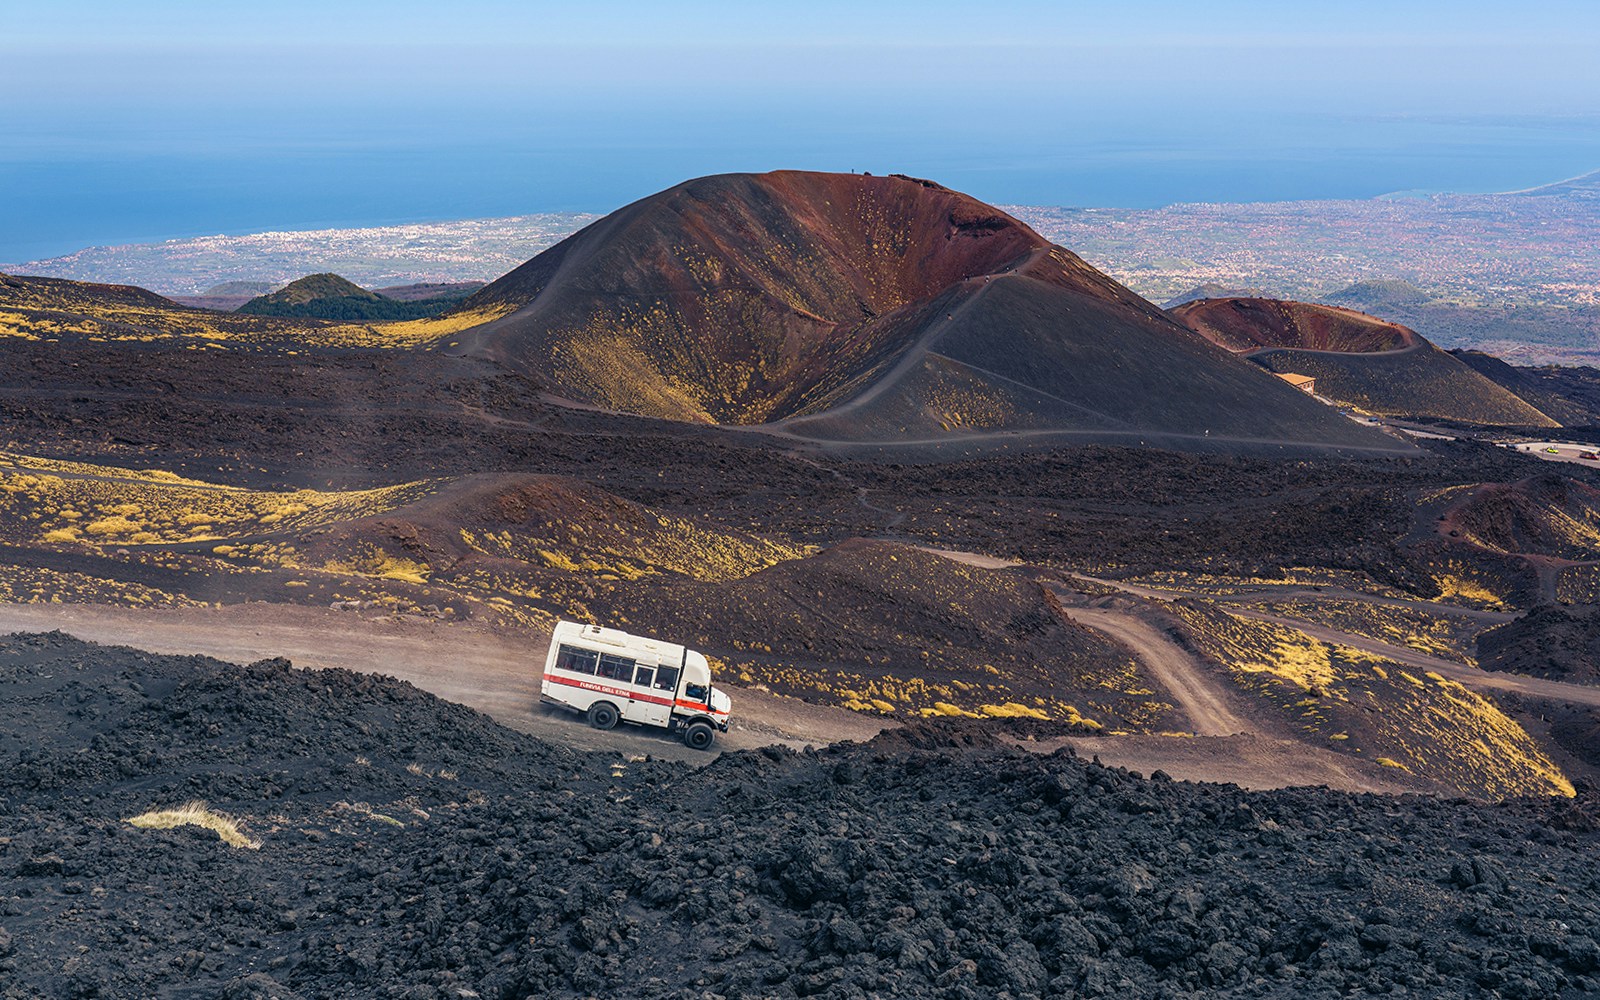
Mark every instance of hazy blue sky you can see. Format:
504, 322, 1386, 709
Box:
5, 1, 1600, 260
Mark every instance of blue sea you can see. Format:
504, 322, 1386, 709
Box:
4, 103, 1599, 264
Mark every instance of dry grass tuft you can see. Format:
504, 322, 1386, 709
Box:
125, 800, 261, 849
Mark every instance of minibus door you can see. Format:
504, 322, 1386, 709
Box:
630, 662, 672, 726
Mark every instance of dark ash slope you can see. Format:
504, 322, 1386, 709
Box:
448, 171, 1397, 451
1479, 605, 1600, 683
4, 632, 1599, 999
1451, 350, 1600, 426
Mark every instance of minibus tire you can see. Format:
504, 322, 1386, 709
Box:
587, 702, 619, 730
685, 721, 715, 750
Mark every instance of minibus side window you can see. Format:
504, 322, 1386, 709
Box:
654, 665, 680, 692
633, 665, 654, 688
597, 653, 635, 680
556, 645, 599, 675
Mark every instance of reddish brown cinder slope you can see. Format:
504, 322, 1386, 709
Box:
447, 171, 1403, 451
1172, 298, 1418, 354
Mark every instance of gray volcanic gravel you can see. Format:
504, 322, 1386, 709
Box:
2, 631, 1599, 999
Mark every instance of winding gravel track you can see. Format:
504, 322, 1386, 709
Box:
1073, 573, 1515, 624
1066, 572, 1600, 708
910, 550, 1251, 736
1055, 604, 1251, 737
0, 601, 888, 763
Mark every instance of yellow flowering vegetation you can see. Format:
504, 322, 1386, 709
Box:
0, 456, 443, 548
1430, 571, 1509, 612
731, 663, 1103, 728
1237, 597, 1480, 664
126, 801, 260, 849
0, 274, 509, 350
456, 499, 811, 585
0, 450, 819, 636
1173, 602, 1572, 799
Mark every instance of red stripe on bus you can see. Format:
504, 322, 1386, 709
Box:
544, 671, 676, 708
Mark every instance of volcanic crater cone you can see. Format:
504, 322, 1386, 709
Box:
449, 171, 1396, 450
1434, 474, 1600, 562
1173, 296, 1558, 427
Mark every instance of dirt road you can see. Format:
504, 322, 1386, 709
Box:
0, 602, 887, 763
1055, 604, 1250, 737
916, 548, 1246, 736
0, 598, 1443, 794
910, 549, 1250, 735
911, 545, 1021, 570
911, 550, 1251, 736
1210, 587, 1515, 624
15, 575, 1576, 794
1067, 572, 1600, 707
777, 274, 999, 425
1514, 440, 1600, 468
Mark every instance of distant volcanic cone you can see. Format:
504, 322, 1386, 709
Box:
1172, 297, 1558, 427
447, 171, 1402, 451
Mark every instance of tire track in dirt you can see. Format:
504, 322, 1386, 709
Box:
0, 597, 1472, 795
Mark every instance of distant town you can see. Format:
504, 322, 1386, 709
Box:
1012, 178, 1600, 311
0, 213, 601, 298
1011, 174, 1600, 364
6, 171, 1597, 363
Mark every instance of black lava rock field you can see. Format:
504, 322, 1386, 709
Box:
4, 632, 1600, 999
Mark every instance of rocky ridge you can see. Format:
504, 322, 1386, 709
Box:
3, 632, 1599, 999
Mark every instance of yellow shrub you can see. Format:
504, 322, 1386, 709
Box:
125, 801, 260, 849
85, 516, 141, 536
980, 702, 1049, 719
